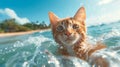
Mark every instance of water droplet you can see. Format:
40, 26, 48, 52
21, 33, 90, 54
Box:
23, 61, 29, 67
102, 55, 107, 58
42, 65, 45, 67
42, 55, 46, 58
5, 47, 8, 50
82, 62, 85, 65
39, 51, 43, 54
48, 60, 52, 64
12, 49, 15, 52
13, 45, 16, 47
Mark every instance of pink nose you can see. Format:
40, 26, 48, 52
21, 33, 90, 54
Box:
65, 31, 72, 36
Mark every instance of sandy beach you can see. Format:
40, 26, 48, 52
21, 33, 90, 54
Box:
0, 29, 50, 38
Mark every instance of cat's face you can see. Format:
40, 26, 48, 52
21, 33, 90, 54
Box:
49, 7, 86, 46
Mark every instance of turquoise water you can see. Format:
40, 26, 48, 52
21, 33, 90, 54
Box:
0, 21, 120, 67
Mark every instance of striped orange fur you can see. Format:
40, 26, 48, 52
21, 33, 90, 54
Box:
48, 6, 108, 67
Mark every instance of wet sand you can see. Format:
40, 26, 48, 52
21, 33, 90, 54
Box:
0, 29, 50, 38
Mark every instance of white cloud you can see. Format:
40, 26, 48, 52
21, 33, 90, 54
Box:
5, 8, 18, 18
98, 0, 113, 5
0, 8, 30, 24
86, 10, 120, 26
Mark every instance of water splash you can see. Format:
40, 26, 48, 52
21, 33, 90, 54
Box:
88, 48, 120, 67
100, 29, 120, 40
0, 22, 120, 67
4, 34, 91, 67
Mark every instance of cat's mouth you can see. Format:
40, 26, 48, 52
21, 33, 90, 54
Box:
65, 37, 73, 41
64, 35, 81, 44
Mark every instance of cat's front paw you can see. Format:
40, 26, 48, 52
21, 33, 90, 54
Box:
88, 55, 109, 67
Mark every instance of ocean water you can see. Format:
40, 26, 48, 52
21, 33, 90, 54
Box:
0, 21, 120, 67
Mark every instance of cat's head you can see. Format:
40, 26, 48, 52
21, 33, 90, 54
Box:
48, 7, 86, 45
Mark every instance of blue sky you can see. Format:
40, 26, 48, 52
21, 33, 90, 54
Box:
0, 0, 120, 26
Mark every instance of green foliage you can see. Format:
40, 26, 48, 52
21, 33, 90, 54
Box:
0, 19, 50, 33
0, 28, 4, 33
23, 23, 34, 29
23, 21, 50, 30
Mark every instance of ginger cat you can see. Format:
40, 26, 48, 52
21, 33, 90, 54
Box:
48, 7, 108, 67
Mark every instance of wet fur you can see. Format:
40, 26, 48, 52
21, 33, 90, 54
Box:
48, 7, 108, 67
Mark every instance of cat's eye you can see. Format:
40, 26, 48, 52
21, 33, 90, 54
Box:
56, 25, 64, 32
73, 24, 79, 29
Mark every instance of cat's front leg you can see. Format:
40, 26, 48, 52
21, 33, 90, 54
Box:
58, 45, 69, 56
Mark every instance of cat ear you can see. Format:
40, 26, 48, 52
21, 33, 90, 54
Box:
48, 12, 59, 26
74, 6, 86, 22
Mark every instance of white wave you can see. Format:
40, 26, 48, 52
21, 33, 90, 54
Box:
20, 34, 53, 49
87, 21, 119, 27
45, 50, 60, 67
89, 49, 120, 67
99, 29, 120, 40
38, 29, 51, 33
13, 41, 24, 48
70, 57, 90, 67
87, 36, 97, 43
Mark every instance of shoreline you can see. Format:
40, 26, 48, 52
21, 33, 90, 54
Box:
0, 29, 50, 38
